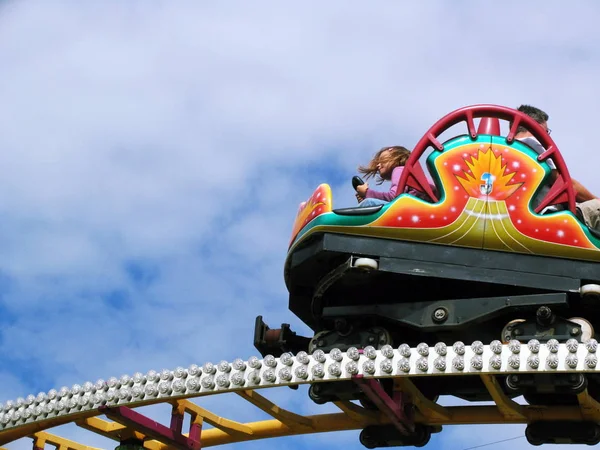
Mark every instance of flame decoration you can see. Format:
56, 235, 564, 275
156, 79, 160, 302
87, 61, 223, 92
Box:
455, 147, 523, 200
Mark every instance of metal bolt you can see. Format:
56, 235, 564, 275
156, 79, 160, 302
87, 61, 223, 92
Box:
504, 334, 512, 342
537, 306, 552, 320
368, 336, 376, 343
334, 318, 348, 331
317, 340, 325, 347
569, 374, 578, 383
571, 327, 580, 336
432, 307, 448, 323
510, 374, 519, 384
514, 328, 522, 336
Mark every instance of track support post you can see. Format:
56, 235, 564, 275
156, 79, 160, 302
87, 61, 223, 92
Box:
352, 375, 415, 435
100, 405, 202, 450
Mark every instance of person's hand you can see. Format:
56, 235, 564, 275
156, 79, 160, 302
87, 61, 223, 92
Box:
355, 193, 364, 203
356, 183, 369, 197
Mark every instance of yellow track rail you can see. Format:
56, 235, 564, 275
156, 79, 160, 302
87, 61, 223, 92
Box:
2, 339, 599, 448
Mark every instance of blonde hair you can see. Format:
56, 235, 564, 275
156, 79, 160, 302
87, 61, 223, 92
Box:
358, 146, 411, 184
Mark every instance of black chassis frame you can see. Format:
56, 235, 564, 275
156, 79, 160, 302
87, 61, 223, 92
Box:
285, 232, 600, 347
269, 232, 600, 404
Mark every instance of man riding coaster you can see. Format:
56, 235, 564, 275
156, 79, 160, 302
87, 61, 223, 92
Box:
514, 104, 600, 231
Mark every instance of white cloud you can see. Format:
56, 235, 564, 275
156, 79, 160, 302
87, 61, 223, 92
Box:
2, 1, 600, 449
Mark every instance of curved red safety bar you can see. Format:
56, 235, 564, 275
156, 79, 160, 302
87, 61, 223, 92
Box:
398, 104, 576, 214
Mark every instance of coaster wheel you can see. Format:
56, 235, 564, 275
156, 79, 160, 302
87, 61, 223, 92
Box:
397, 104, 577, 215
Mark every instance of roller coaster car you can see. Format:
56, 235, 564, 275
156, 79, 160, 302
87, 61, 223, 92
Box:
255, 104, 600, 412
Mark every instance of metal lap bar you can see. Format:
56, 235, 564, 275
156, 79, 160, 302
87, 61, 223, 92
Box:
352, 375, 414, 434
99, 406, 201, 450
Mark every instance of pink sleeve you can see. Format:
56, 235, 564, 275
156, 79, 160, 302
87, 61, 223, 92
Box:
366, 167, 404, 201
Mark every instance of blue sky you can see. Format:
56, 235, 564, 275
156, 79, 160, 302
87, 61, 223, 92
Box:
1, 1, 600, 449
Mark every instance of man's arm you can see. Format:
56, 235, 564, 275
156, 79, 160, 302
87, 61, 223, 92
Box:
548, 170, 596, 202
572, 178, 596, 202
522, 136, 597, 203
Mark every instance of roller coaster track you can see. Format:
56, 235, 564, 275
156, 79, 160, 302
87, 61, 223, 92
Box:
3, 339, 600, 449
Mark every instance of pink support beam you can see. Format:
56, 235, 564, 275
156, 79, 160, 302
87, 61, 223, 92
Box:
170, 407, 184, 435
352, 376, 415, 435
99, 406, 202, 450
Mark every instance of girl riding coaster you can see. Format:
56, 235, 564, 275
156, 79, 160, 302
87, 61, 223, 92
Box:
354, 146, 429, 207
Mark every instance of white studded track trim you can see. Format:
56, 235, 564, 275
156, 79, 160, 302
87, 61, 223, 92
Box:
1, 339, 598, 431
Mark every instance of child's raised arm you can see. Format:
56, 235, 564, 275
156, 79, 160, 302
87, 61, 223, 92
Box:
365, 166, 404, 202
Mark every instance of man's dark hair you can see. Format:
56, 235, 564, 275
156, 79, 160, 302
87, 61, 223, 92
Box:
510, 104, 549, 134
